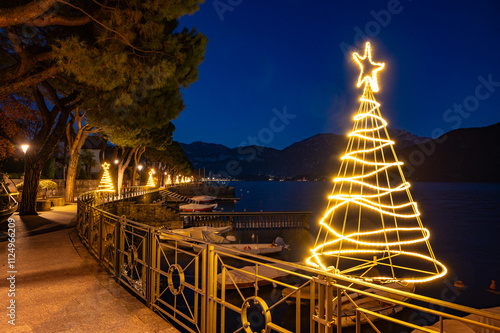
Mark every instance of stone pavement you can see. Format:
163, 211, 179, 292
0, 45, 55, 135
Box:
1, 204, 179, 332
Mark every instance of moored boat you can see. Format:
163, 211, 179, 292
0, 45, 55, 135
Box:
218, 237, 289, 256
217, 262, 295, 289
160, 225, 231, 243
191, 195, 217, 203
282, 281, 415, 327
179, 203, 217, 212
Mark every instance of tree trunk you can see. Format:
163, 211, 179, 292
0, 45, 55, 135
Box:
19, 153, 44, 215
132, 168, 137, 186
131, 146, 145, 186
65, 130, 89, 202
116, 147, 135, 192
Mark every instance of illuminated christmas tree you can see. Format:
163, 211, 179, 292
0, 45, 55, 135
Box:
306, 42, 446, 284
146, 170, 156, 187
97, 162, 115, 192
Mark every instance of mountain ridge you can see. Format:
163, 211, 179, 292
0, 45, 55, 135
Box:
180, 124, 500, 181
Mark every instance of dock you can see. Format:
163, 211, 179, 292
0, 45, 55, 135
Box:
180, 211, 311, 230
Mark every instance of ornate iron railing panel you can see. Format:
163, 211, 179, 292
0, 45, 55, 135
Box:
77, 188, 500, 333
180, 211, 311, 230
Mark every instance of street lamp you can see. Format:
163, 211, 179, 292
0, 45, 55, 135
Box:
21, 144, 29, 154
114, 159, 119, 164
137, 165, 143, 186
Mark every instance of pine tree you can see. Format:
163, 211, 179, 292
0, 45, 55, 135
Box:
0, 1, 206, 213
307, 42, 446, 284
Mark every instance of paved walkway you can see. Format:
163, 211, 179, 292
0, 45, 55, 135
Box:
1, 204, 179, 332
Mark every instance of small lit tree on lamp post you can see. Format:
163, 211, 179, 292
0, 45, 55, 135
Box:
146, 169, 156, 187
97, 162, 115, 192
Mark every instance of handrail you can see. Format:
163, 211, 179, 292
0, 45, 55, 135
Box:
76, 186, 500, 333
180, 211, 313, 216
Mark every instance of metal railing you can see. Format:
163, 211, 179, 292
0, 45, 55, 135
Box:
77, 188, 500, 333
180, 211, 311, 230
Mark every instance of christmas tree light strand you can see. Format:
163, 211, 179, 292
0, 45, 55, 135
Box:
306, 42, 446, 283
97, 162, 115, 192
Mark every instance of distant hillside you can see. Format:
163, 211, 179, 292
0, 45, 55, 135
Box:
181, 128, 433, 180
398, 123, 500, 182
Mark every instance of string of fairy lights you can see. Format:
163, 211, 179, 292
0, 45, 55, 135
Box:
97, 162, 115, 192
306, 42, 447, 283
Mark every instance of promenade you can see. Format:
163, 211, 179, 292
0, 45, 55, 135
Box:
1, 204, 179, 332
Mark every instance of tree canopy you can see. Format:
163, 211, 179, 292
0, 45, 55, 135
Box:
0, 0, 207, 213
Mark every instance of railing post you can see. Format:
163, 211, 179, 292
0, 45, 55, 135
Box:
355, 310, 361, 332
114, 217, 121, 278
336, 286, 342, 333
146, 227, 156, 308
201, 244, 208, 333
205, 244, 217, 332
98, 213, 104, 261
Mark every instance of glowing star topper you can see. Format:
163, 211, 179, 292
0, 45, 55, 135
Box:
353, 42, 385, 92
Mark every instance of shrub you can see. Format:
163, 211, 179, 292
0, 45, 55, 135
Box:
16, 180, 58, 199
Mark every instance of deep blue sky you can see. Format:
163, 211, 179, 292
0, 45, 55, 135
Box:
174, 0, 500, 149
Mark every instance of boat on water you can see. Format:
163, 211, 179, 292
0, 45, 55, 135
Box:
179, 203, 217, 212
217, 262, 295, 289
282, 281, 415, 327
160, 227, 288, 257
159, 225, 232, 243
218, 237, 289, 256
191, 195, 217, 203
411, 306, 500, 333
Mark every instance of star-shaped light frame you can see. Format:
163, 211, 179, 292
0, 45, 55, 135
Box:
102, 162, 110, 170
353, 42, 385, 92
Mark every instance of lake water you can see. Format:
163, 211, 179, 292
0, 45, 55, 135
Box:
220, 180, 500, 311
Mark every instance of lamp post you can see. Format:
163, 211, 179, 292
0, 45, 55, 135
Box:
21, 144, 29, 181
